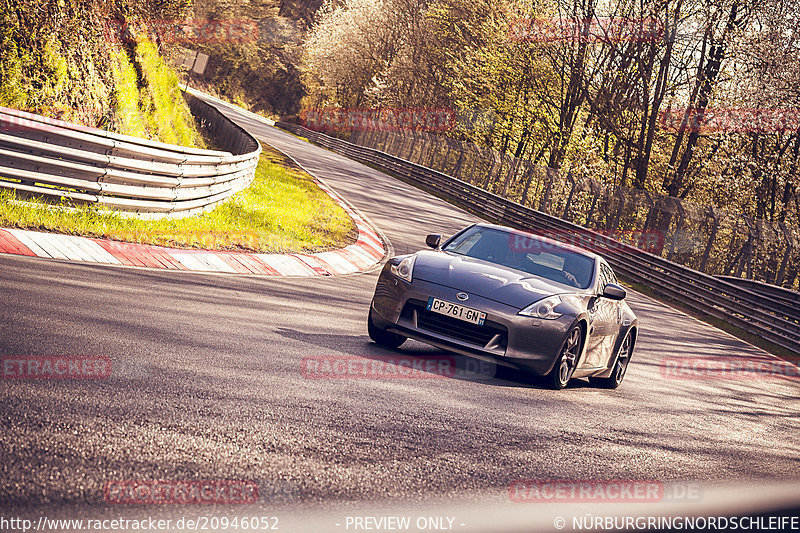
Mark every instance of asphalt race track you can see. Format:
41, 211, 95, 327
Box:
1, 100, 799, 532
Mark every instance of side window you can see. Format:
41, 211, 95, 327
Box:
599, 263, 616, 292
448, 232, 482, 255
596, 265, 609, 294
606, 265, 618, 285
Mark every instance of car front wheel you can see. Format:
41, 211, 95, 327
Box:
367, 308, 406, 348
547, 325, 582, 390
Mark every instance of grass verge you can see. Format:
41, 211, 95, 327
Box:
0, 146, 356, 254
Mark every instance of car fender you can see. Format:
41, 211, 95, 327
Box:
569, 313, 592, 370
593, 319, 638, 379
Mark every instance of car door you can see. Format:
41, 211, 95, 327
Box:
582, 265, 606, 369
597, 263, 623, 366
583, 263, 620, 369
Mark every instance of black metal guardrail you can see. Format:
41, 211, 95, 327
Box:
277, 122, 800, 355
716, 276, 800, 310
343, 124, 800, 292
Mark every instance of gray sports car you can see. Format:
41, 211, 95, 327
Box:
368, 223, 638, 389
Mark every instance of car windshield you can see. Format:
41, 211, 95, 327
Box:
443, 226, 596, 289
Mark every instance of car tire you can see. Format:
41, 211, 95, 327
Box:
547, 325, 582, 390
368, 308, 406, 348
590, 331, 633, 389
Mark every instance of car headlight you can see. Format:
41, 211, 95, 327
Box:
390, 255, 416, 283
519, 295, 563, 319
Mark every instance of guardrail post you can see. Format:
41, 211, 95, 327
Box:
561, 170, 577, 220
776, 222, 795, 286
666, 200, 686, 261
481, 150, 499, 189
698, 206, 720, 271
451, 140, 466, 179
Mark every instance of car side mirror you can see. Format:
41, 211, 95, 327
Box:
601, 283, 626, 300
425, 234, 441, 249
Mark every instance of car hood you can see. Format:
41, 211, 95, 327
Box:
412, 250, 575, 309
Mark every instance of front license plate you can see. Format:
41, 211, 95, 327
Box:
426, 297, 486, 325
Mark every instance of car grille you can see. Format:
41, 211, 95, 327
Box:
403, 300, 507, 350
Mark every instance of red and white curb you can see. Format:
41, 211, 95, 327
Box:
0, 184, 386, 276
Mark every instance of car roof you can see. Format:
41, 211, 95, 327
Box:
471, 222, 602, 261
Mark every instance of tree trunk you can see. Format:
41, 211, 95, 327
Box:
665, 2, 746, 197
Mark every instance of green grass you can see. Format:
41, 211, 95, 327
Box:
109, 48, 147, 139
0, 147, 355, 253
133, 38, 202, 147
110, 38, 204, 147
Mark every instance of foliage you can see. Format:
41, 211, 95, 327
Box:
0, 0, 112, 126
301, 0, 800, 227
109, 48, 148, 138
128, 36, 204, 146
0, 0, 204, 146
182, 0, 318, 117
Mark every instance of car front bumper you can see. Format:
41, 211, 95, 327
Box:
370, 264, 576, 376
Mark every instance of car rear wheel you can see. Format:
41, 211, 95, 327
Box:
547, 325, 582, 390
367, 308, 406, 348
590, 331, 632, 389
